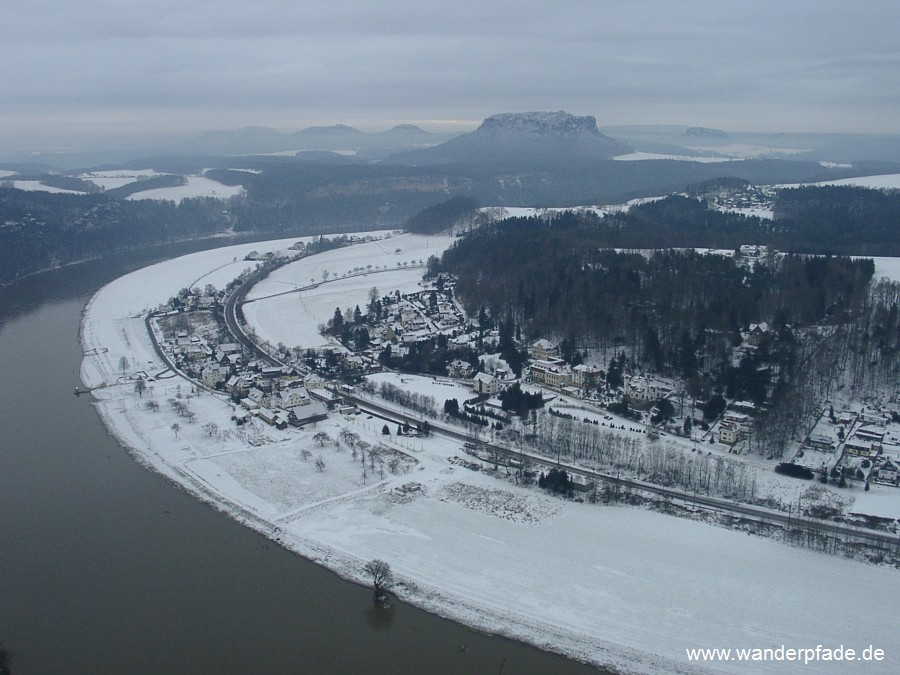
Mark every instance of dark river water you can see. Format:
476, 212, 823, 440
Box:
0, 242, 604, 674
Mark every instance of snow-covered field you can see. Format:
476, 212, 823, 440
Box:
243, 233, 456, 350
711, 205, 775, 220
480, 172, 898, 226
686, 144, 807, 159
2, 169, 245, 202
614, 151, 739, 163
813, 173, 900, 190
8, 180, 84, 194
80, 169, 167, 190
613, 145, 809, 162
850, 487, 900, 520
872, 257, 900, 283
80, 235, 900, 674
478, 197, 667, 222
125, 175, 245, 203
780, 173, 900, 191
366, 371, 474, 406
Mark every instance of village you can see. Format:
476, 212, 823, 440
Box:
148, 244, 900, 523
77, 232, 900, 675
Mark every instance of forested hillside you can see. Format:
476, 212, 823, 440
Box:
0, 190, 230, 282
773, 185, 900, 255
435, 193, 900, 456
439, 220, 873, 362
3, 163, 898, 287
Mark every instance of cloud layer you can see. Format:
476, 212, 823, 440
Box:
2, 1, 898, 150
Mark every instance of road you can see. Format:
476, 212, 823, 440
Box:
208, 251, 900, 553
343, 390, 900, 550
222, 264, 287, 367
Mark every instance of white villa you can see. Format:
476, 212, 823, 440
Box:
473, 372, 505, 396
530, 339, 559, 361
528, 359, 572, 388
625, 375, 672, 403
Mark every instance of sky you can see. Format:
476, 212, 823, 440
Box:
2, 0, 899, 151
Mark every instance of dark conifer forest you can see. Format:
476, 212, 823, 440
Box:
435, 194, 900, 456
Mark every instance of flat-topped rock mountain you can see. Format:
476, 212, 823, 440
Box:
390, 111, 632, 165
478, 111, 602, 135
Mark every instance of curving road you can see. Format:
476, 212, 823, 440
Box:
206, 249, 900, 554
342, 390, 900, 550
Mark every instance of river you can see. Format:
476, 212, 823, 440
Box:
0, 242, 603, 674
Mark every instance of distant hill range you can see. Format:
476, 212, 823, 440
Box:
683, 126, 730, 143
390, 111, 632, 165
796, 137, 900, 164
167, 111, 635, 166
170, 123, 458, 158
136, 122, 900, 166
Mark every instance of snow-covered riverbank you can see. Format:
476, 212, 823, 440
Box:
81, 236, 900, 674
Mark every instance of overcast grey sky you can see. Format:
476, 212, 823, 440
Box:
2, 0, 898, 150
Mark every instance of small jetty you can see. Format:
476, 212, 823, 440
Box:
83, 347, 108, 356
74, 383, 106, 396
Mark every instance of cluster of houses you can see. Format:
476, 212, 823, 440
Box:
356, 275, 470, 361
462, 337, 684, 423
525, 339, 682, 411
226, 369, 329, 430
706, 185, 777, 222
734, 245, 777, 271
801, 406, 900, 487
530, 355, 605, 398
155, 270, 786, 448
459, 325, 900, 487
157, 326, 329, 432
157, 286, 224, 314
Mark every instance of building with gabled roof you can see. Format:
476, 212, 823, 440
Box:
874, 457, 900, 486
530, 339, 559, 361
447, 359, 474, 378
625, 375, 672, 403
473, 372, 504, 396
528, 360, 572, 388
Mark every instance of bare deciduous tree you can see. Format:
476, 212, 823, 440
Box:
363, 559, 394, 600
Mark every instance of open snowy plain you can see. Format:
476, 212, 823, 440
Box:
243, 233, 455, 350
81, 234, 900, 674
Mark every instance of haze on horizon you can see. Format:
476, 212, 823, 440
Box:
2, 0, 899, 153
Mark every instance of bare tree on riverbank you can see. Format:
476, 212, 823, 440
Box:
363, 559, 394, 601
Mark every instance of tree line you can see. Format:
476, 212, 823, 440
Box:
0, 189, 230, 283
438, 217, 873, 376
512, 414, 761, 504
434, 193, 895, 457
